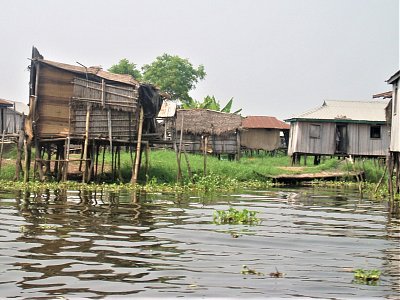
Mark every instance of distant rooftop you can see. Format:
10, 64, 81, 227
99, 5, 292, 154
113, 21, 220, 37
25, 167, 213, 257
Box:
242, 116, 289, 130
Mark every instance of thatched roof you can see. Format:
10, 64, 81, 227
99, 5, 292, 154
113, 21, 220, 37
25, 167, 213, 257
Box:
176, 109, 242, 136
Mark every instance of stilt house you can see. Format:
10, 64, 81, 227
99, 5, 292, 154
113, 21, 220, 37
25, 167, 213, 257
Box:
176, 109, 242, 158
386, 70, 400, 195
285, 100, 390, 163
0, 99, 28, 135
240, 116, 290, 152
26, 47, 164, 182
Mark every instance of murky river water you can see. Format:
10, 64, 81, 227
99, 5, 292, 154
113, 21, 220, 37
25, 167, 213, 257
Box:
0, 187, 399, 299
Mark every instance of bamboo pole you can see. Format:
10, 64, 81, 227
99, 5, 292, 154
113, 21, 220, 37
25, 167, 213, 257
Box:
0, 130, 5, 174
203, 136, 208, 176
82, 103, 92, 183
62, 137, 70, 182
15, 127, 25, 180
24, 137, 30, 183
144, 142, 149, 183
131, 108, 144, 184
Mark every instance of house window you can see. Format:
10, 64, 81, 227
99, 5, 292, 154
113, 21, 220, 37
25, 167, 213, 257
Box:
370, 125, 381, 139
310, 124, 321, 139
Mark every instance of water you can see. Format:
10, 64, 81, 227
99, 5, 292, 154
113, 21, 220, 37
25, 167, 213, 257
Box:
0, 187, 399, 299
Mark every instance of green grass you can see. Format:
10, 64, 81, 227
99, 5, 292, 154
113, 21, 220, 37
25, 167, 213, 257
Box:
0, 146, 392, 199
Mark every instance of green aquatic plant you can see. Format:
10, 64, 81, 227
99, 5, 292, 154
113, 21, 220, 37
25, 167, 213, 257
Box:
241, 265, 264, 276
213, 207, 260, 225
353, 269, 381, 284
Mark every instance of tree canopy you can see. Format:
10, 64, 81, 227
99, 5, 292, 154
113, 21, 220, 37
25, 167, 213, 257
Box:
108, 58, 142, 80
142, 54, 206, 106
183, 95, 242, 114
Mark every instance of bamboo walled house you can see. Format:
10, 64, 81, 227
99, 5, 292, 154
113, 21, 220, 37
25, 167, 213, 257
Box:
25, 47, 165, 182
240, 116, 289, 153
285, 100, 390, 164
176, 109, 242, 159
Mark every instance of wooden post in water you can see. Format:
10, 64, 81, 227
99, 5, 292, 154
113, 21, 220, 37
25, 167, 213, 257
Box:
203, 136, 208, 176
131, 108, 144, 184
387, 153, 394, 201
15, 127, 25, 180
82, 103, 92, 183
0, 130, 5, 174
62, 137, 70, 182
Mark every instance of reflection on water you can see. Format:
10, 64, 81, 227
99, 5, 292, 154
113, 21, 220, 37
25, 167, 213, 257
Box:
0, 187, 399, 298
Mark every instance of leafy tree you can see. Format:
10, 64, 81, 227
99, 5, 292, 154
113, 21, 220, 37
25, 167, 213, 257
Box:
108, 58, 142, 80
142, 54, 206, 105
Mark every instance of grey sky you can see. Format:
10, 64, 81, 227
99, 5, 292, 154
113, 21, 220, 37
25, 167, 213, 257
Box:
0, 0, 398, 120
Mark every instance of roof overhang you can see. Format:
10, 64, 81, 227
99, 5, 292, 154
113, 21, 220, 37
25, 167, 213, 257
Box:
387, 70, 400, 84
285, 118, 387, 125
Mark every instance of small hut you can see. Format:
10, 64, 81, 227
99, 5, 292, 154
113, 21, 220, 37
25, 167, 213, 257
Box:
240, 116, 290, 153
285, 100, 390, 164
176, 109, 242, 159
26, 47, 164, 182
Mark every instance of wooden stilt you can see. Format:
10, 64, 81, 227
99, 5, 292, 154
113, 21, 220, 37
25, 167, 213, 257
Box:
54, 144, 61, 178
24, 137, 31, 183
0, 130, 6, 174
62, 137, 70, 182
82, 103, 92, 183
144, 142, 149, 183
117, 146, 122, 181
203, 136, 208, 176
95, 144, 100, 180
387, 153, 394, 201
101, 145, 106, 177
15, 128, 25, 180
131, 108, 144, 184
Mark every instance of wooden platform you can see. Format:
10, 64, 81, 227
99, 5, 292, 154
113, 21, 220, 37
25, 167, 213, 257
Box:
255, 171, 363, 184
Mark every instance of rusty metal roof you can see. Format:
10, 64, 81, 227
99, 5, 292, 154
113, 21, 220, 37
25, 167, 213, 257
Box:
0, 98, 13, 107
39, 59, 140, 86
242, 116, 290, 130
373, 91, 392, 99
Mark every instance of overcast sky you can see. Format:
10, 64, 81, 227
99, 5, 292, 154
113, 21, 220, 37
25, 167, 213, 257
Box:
0, 0, 398, 120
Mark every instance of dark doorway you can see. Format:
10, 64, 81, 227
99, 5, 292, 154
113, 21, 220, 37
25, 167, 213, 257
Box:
335, 124, 348, 154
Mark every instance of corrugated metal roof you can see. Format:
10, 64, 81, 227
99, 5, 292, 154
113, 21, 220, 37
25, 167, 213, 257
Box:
39, 59, 140, 86
387, 70, 400, 84
286, 100, 390, 123
242, 116, 290, 129
157, 100, 176, 118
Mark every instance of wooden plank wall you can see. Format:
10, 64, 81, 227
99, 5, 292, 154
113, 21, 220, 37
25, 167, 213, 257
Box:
36, 65, 73, 137
288, 122, 335, 155
288, 121, 389, 156
347, 124, 390, 156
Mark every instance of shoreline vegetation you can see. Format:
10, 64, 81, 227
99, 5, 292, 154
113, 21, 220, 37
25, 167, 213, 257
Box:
0, 146, 395, 200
